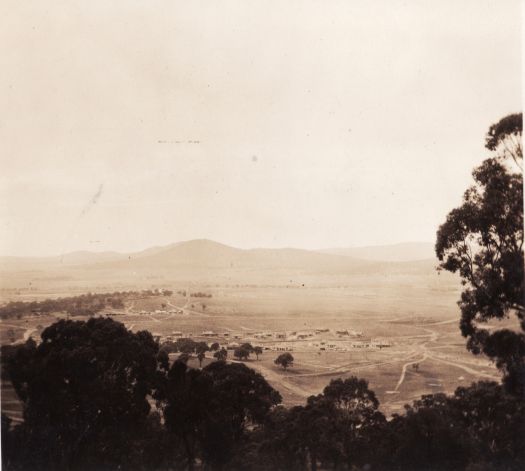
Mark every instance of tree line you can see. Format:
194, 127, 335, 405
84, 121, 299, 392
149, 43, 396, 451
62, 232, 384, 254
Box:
160, 339, 265, 365
0, 289, 173, 320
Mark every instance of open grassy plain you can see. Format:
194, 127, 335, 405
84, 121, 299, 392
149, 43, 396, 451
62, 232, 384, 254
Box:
1, 267, 502, 418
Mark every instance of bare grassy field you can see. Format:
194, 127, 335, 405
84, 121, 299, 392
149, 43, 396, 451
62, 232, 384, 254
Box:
240, 319, 499, 417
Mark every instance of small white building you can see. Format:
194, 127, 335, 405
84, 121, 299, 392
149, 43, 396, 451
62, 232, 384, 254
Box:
273, 343, 294, 352
371, 338, 391, 348
202, 331, 218, 337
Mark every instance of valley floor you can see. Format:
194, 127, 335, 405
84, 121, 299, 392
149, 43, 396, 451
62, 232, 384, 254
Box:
0, 281, 503, 419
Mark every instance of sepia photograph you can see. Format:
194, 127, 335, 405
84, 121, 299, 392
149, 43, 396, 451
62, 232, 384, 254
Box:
0, 1, 523, 470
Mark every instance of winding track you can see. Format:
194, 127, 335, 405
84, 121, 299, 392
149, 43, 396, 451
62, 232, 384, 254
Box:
391, 321, 500, 391
394, 353, 428, 391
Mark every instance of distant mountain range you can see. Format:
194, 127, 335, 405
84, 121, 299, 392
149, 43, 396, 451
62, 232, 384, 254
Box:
1, 240, 436, 266
319, 242, 435, 262
0, 240, 442, 288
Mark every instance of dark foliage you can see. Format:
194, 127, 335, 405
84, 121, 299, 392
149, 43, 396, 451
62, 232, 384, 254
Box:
4, 318, 159, 471
436, 113, 524, 394
234, 346, 251, 361
378, 382, 525, 471
274, 352, 294, 369
154, 359, 282, 470
161, 338, 200, 355
3, 318, 524, 471
485, 113, 522, 168
189, 292, 212, 298
213, 347, 228, 361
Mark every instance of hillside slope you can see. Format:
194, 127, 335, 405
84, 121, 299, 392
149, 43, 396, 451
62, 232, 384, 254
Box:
319, 242, 435, 262
0, 240, 447, 291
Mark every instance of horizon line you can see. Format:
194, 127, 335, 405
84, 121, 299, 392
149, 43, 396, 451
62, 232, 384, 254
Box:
0, 238, 436, 259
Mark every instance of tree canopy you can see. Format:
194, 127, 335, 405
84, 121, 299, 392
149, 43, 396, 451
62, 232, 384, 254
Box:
436, 113, 524, 394
156, 359, 282, 470
213, 347, 228, 361
274, 352, 294, 370
485, 112, 522, 169
234, 345, 252, 361
6, 317, 159, 470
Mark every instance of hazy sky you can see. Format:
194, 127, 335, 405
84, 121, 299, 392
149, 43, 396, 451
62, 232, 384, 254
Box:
1, 0, 522, 256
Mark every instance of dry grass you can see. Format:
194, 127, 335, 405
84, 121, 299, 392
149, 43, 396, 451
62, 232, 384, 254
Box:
1, 275, 501, 420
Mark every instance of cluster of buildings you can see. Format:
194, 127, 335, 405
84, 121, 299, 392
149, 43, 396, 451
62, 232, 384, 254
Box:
157, 328, 391, 353
139, 308, 184, 315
